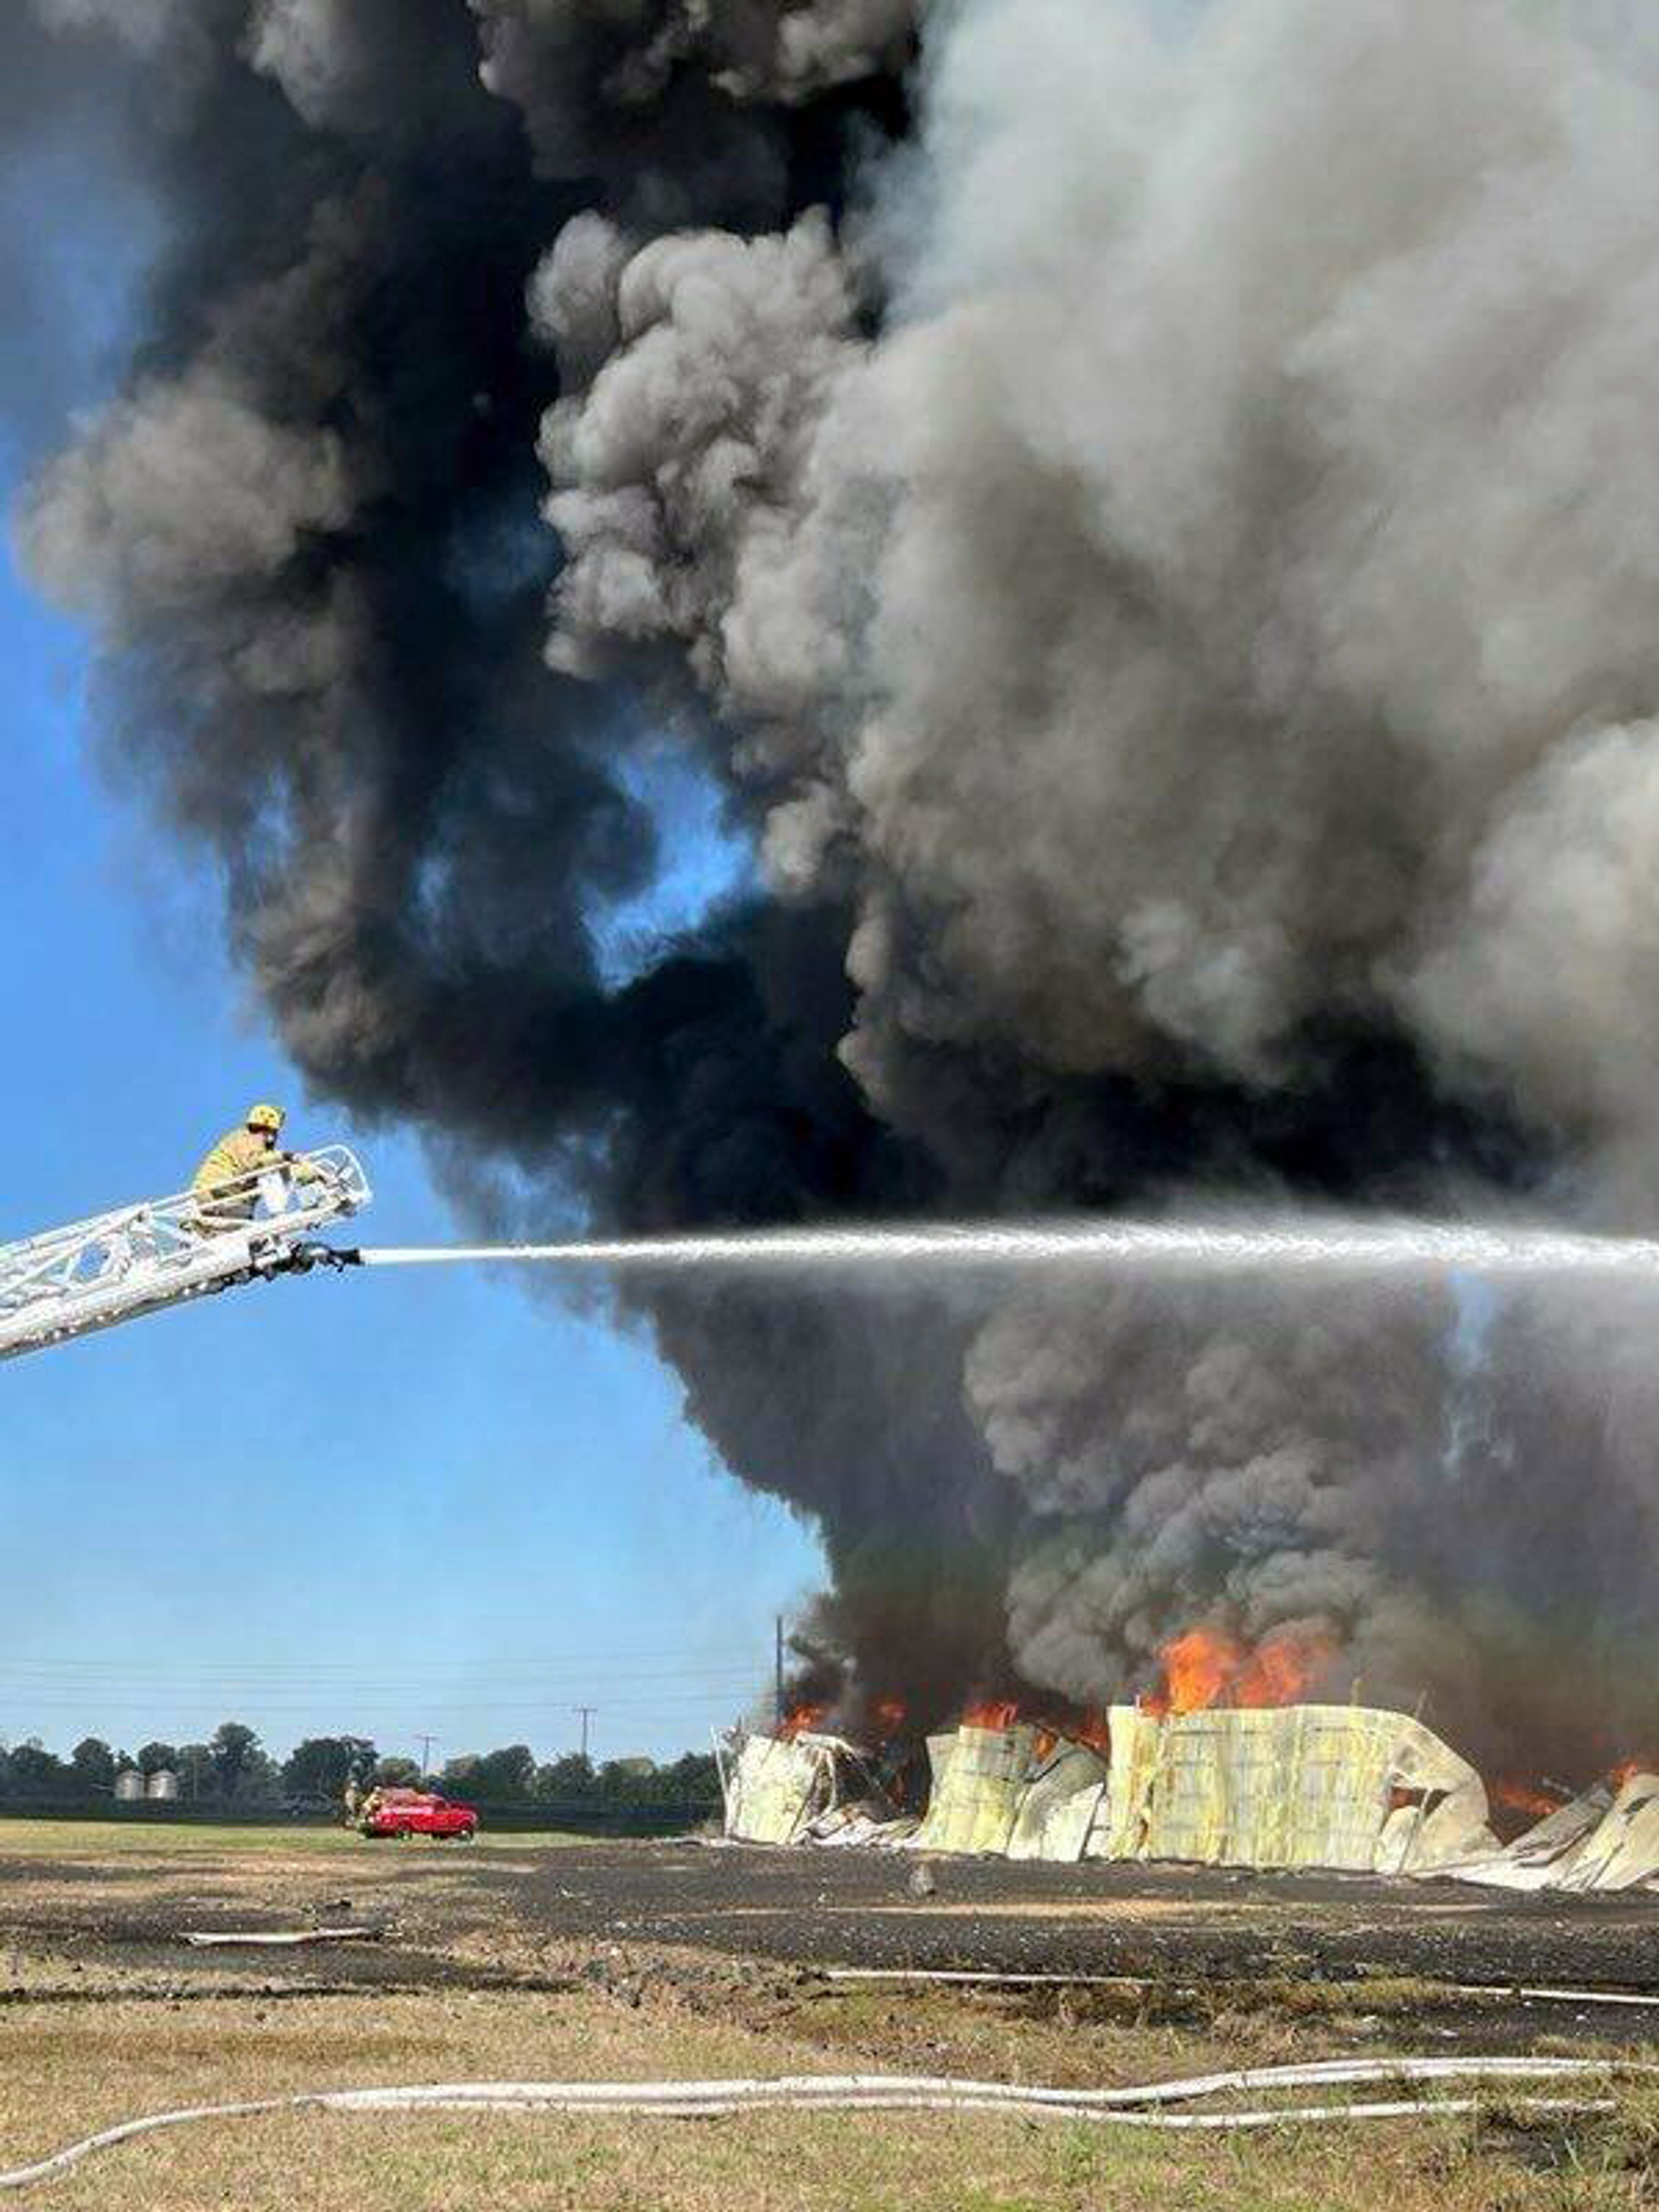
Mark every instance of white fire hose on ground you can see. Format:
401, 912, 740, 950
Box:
0, 2056, 1647, 2191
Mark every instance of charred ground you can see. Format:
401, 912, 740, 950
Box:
7, 1823, 1659, 2207
5, 1830, 1659, 2026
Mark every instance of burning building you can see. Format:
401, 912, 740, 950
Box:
720, 1707, 1659, 1893
10, 0, 1659, 1789
718, 1647, 1659, 1893
720, 1701, 1494, 1878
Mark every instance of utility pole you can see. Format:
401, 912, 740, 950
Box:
574, 1705, 596, 1761
416, 1735, 436, 1778
775, 1615, 785, 1729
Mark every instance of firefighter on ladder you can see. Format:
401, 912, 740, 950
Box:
191, 1103, 321, 1234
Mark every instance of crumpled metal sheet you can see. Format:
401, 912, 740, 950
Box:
912, 1723, 1040, 1856
1007, 1743, 1109, 1861
724, 1705, 1503, 1877
1441, 1771, 1659, 1893
805, 1804, 921, 1848
721, 1733, 826, 1844
920, 1706, 1493, 1872
1136, 1706, 1488, 1873
1087, 1708, 1162, 1860
1430, 1788, 1613, 1891
1554, 1772, 1659, 1890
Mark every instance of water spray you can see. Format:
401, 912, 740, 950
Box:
11, 1153, 1659, 1372
351, 1217, 1659, 1280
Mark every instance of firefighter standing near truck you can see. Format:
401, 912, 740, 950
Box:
191, 1104, 318, 1233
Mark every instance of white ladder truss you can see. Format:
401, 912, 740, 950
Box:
0, 1146, 371, 1366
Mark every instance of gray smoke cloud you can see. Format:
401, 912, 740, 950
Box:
13, 0, 1659, 1775
543, 0, 1659, 1185
466, 0, 919, 227
526, 0, 1659, 1757
26, 0, 231, 104
31, 0, 196, 48
969, 1274, 1459, 1717
25, 367, 354, 623
243, 0, 384, 127
533, 210, 862, 702
472, 0, 920, 124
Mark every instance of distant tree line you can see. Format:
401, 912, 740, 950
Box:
0, 1724, 272, 1806
0, 1726, 719, 1811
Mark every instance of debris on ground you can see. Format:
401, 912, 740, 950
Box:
181, 1927, 383, 1949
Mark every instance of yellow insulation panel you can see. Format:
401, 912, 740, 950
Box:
724, 1734, 823, 1845
914, 1723, 1039, 1855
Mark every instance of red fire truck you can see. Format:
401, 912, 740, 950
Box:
356, 1787, 479, 1840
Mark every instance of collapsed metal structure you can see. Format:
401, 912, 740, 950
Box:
718, 1707, 1659, 1891
720, 1704, 1486, 1870
0, 1148, 371, 1364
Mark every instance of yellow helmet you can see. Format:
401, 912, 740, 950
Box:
246, 1102, 286, 1134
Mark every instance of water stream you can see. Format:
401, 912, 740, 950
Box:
354, 1217, 1659, 1280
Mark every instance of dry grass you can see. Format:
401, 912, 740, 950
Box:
3, 1986, 1655, 2212
1, 1831, 1654, 2208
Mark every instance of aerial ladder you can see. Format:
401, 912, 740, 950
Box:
0, 1147, 370, 1366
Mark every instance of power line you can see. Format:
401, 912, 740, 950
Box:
0, 1627, 780, 1744
0, 1666, 764, 1693
0, 1646, 763, 1676
0, 1663, 765, 1699
0, 1688, 755, 1715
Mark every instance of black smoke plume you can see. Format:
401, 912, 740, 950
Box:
13, 0, 1659, 1777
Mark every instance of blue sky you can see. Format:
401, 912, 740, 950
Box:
0, 190, 822, 1777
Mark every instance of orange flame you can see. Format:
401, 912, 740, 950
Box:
1608, 1758, 1658, 1791
1494, 1778, 1561, 1822
870, 1698, 908, 1742
1070, 1709, 1113, 1757
1145, 1624, 1338, 1716
1234, 1626, 1338, 1707
962, 1699, 1021, 1732
778, 1703, 828, 1741
1154, 1628, 1244, 1715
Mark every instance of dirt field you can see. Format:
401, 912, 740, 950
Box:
2, 1821, 1658, 2207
